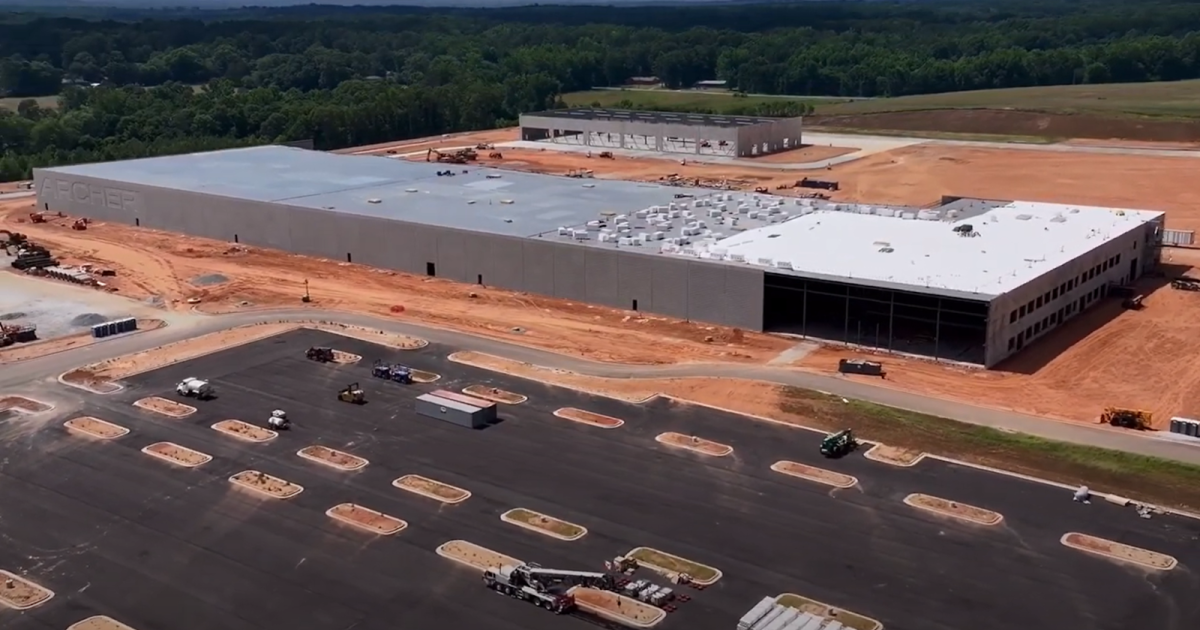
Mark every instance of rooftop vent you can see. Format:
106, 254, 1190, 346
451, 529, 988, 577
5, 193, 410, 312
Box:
767, 234, 781, 238
879, 247, 895, 253
1015, 214, 1033, 221
405, 188, 418, 193
485, 174, 502, 179
1050, 214, 1067, 223
500, 199, 514, 205
367, 198, 381, 204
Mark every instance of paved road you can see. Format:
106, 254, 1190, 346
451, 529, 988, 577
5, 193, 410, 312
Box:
7, 303, 1199, 465
7, 327, 1187, 630
0, 190, 35, 201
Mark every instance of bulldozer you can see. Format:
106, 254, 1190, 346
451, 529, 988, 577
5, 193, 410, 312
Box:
338, 382, 365, 404
1100, 407, 1152, 430
820, 429, 858, 458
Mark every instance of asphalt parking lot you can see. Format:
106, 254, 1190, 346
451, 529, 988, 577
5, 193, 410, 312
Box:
2, 327, 1198, 630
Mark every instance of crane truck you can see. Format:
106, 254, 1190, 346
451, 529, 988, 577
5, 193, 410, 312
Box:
482, 563, 616, 614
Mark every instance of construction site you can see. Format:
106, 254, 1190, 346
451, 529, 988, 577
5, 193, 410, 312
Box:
2, 327, 1197, 630
5, 108, 1200, 432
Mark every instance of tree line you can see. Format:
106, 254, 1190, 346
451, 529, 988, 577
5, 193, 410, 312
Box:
3, 0, 1200, 180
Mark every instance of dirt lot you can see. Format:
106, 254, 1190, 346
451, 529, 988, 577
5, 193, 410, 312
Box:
808, 109, 1200, 143
339, 128, 518, 156
748, 144, 859, 163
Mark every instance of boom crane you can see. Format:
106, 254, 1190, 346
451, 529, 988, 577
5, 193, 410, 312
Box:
482, 563, 617, 614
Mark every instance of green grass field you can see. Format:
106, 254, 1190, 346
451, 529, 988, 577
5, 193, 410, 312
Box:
816, 79, 1200, 119
778, 387, 1200, 511
565, 80, 1200, 119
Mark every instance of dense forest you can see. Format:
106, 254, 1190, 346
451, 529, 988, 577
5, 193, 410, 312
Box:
4, 0, 1200, 180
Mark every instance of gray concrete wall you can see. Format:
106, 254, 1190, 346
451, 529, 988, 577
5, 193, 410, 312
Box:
984, 219, 1162, 367
735, 117, 804, 157
520, 114, 738, 148
34, 169, 766, 331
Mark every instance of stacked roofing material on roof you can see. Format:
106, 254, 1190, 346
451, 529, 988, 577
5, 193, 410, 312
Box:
415, 391, 495, 429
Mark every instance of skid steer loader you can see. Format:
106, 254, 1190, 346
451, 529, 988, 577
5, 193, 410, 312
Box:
338, 382, 365, 404
820, 429, 858, 458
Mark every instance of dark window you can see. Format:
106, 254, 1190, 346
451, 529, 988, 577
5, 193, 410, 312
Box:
1008, 338, 1015, 351
426, 262, 436, 276
346, 252, 352, 263
1010, 311, 1017, 324
477, 274, 483, 285
632, 299, 639, 311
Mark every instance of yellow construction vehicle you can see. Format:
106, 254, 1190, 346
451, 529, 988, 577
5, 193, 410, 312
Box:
1100, 407, 1152, 430
338, 382, 365, 405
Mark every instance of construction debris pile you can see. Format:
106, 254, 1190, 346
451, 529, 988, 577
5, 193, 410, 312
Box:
658, 173, 747, 191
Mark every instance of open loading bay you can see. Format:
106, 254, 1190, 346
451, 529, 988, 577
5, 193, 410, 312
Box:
1, 328, 1197, 630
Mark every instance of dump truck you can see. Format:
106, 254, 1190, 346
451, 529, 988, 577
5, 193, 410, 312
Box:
175, 377, 215, 400
338, 382, 365, 404
820, 429, 858, 457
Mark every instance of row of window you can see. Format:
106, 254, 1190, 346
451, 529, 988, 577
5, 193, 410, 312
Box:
1008, 285, 1108, 351
1008, 253, 1123, 324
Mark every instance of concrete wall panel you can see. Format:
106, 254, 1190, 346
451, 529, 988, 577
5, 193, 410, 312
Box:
585, 248, 621, 308
461, 230, 494, 285
650, 255, 690, 318
724, 265, 765, 329
617, 252, 654, 310
523, 239, 557, 295
436, 229, 468, 282
287, 207, 344, 259
553, 245, 588, 301
484, 235, 525, 290
687, 261, 727, 323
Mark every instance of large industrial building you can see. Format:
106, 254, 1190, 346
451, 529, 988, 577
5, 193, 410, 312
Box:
518, 108, 804, 157
34, 145, 1165, 367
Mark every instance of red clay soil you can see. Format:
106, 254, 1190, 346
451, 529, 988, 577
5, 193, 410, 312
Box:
808, 110, 1200, 142
656, 432, 733, 456
61, 369, 121, 393
64, 417, 128, 439
0, 396, 52, 413
327, 503, 406, 534
554, 407, 624, 428
229, 470, 302, 498
134, 396, 194, 418
299, 445, 367, 469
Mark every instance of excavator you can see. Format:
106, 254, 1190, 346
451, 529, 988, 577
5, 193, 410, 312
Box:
1100, 407, 1152, 430
426, 148, 478, 164
820, 429, 858, 457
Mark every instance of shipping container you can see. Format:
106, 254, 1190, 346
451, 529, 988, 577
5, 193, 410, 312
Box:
416, 393, 492, 428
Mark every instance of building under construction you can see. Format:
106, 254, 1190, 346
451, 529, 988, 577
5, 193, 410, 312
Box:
518, 108, 803, 157
33, 145, 1167, 368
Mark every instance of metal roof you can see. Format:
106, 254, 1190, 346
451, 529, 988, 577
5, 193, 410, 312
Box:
524, 108, 782, 128
42, 145, 695, 238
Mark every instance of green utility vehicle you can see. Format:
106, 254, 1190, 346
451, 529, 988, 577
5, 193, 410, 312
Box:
820, 429, 858, 458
